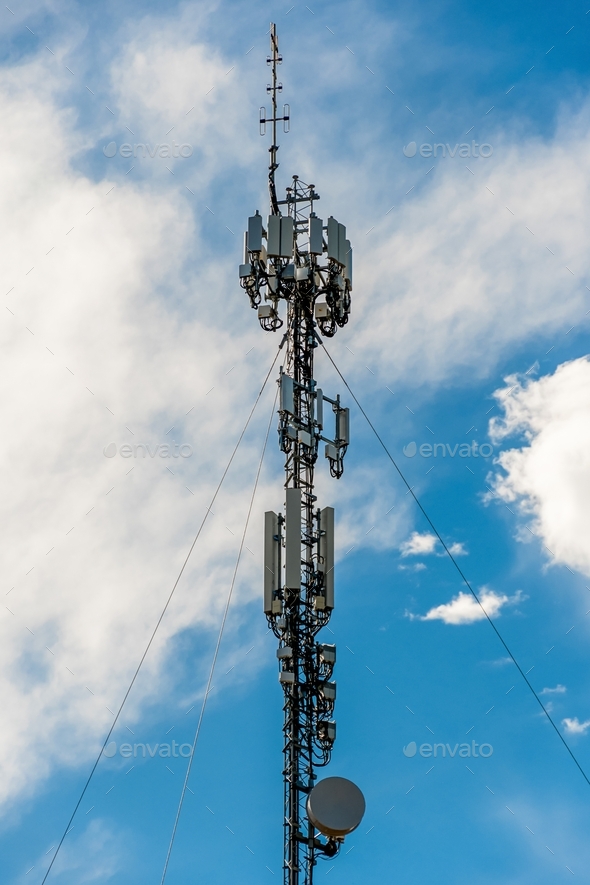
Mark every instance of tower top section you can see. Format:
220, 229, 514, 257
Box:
239, 24, 352, 339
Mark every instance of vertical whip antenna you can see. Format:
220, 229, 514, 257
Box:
261, 23, 290, 215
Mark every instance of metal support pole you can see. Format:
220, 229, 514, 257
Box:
242, 26, 356, 885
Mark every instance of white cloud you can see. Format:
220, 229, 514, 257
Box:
319, 100, 590, 388
400, 531, 438, 556
489, 357, 590, 576
562, 717, 590, 735
540, 684, 567, 695
486, 656, 512, 667
109, 15, 260, 185
5, 0, 590, 836
0, 44, 278, 814
415, 588, 521, 625
39, 818, 124, 883
399, 532, 466, 558
0, 26, 418, 817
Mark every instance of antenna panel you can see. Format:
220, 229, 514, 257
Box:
319, 506, 334, 609
316, 388, 324, 430
309, 215, 323, 255
344, 239, 352, 285
280, 372, 295, 414
248, 213, 263, 253
267, 214, 281, 257
337, 223, 347, 265
285, 488, 302, 589
327, 216, 339, 261
264, 511, 280, 613
337, 408, 349, 445
280, 216, 294, 258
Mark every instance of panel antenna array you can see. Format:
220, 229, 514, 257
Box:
239, 24, 364, 885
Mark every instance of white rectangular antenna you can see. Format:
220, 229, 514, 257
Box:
319, 506, 334, 609
280, 371, 295, 414
264, 511, 281, 613
248, 212, 263, 253
309, 215, 323, 254
285, 488, 301, 589
280, 215, 294, 258
327, 216, 339, 261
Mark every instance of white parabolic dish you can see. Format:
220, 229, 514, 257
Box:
306, 777, 365, 838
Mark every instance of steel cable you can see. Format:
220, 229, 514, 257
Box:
319, 339, 590, 790
40, 340, 285, 884
159, 386, 278, 885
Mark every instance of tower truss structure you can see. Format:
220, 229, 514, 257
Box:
239, 24, 361, 885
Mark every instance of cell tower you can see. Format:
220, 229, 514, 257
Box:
239, 24, 365, 885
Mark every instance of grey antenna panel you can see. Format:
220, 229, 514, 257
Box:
327, 216, 339, 261
309, 215, 323, 255
248, 212, 263, 253
267, 214, 281, 256
319, 506, 334, 609
337, 223, 347, 266
280, 215, 294, 257
264, 511, 280, 613
344, 239, 352, 285
337, 408, 349, 446
328, 215, 338, 261
280, 371, 295, 414
285, 488, 301, 589
315, 388, 324, 430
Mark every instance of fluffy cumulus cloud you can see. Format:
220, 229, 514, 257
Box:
0, 20, 414, 815
7, 0, 590, 843
0, 45, 274, 812
562, 718, 590, 736
400, 531, 438, 556
400, 532, 466, 557
413, 588, 521, 625
325, 101, 590, 388
489, 357, 590, 577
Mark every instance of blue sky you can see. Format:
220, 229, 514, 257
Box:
2, 1, 590, 883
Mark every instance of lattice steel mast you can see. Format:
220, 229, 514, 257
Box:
239, 25, 363, 885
